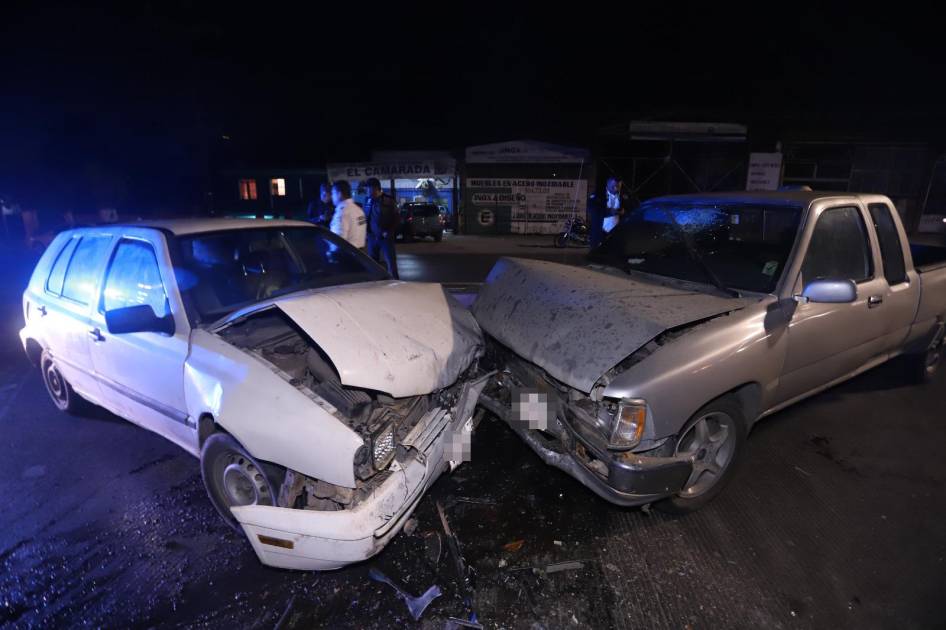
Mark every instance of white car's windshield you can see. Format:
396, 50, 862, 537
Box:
589, 202, 802, 294
175, 226, 387, 320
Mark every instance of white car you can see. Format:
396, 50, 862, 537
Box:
19, 218, 486, 570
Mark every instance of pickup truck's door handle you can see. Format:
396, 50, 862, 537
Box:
868, 295, 884, 308
88, 328, 105, 342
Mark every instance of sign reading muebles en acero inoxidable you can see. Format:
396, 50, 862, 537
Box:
467, 178, 587, 234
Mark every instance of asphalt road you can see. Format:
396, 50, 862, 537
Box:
1, 237, 944, 629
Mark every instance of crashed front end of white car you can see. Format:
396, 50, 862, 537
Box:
202, 281, 486, 570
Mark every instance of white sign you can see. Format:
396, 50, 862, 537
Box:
746, 152, 783, 191
918, 214, 946, 233
465, 140, 589, 164
327, 160, 455, 182
467, 178, 587, 234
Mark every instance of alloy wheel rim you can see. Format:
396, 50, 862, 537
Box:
676, 411, 736, 498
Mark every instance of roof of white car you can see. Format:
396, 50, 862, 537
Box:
117, 217, 317, 236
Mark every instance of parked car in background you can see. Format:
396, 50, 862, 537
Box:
475, 192, 946, 513
399, 202, 445, 242
20, 219, 486, 570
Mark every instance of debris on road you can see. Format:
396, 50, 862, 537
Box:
543, 561, 584, 574
367, 567, 442, 621
437, 501, 468, 581
502, 539, 525, 553
273, 594, 295, 630
445, 616, 485, 629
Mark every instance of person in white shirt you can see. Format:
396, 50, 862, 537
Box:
329, 180, 367, 249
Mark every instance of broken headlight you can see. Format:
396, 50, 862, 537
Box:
372, 423, 396, 470
608, 398, 647, 450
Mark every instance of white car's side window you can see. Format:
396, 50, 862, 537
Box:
101, 239, 169, 318
45, 237, 79, 296
61, 235, 113, 305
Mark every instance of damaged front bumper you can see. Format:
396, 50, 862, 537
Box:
479, 386, 692, 508
231, 374, 490, 571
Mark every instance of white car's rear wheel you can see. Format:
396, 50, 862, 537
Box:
200, 432, 281, 531
40, 351, 85, 414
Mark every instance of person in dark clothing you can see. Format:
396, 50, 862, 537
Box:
587, 177, 630, 248
306, 182, 335, 226
364, 177, 399, 279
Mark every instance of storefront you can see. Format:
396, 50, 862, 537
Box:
327, 151, 457, 224
461, 140, 592, 234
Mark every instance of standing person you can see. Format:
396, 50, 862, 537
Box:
587, 177, 628, 248
329, 180, 366, 249
364, 177, 399, 278
307, 182, 335, 226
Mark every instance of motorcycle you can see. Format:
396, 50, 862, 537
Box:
553, 215, 589, 248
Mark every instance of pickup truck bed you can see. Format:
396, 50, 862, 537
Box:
910, 242, 946, 272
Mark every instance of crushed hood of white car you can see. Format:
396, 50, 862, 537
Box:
216, 280, 484, 398
472, 257, 753, 393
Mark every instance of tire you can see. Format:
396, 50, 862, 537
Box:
40, 350, 86, 414
910, 339, 943, 384
553, 233, 568, 248
200, 432, 284, 532
434, 231, 443, 242
656, 395, 747, 514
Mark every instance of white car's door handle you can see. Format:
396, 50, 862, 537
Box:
36, 304, 47, 317
88, 328, 105, 342
868, 295, 884, 308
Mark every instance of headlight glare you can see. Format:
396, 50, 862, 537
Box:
608, 399, 646, 450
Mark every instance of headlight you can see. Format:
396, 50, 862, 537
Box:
608, 398, 647, 450
372, 423, 396, 470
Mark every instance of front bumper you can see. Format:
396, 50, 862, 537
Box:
479, 392, 692, 507
232, 374, 490, 571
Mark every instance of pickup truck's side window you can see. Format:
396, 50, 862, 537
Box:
101, 239, 169, 317
61, 235, 113, 304
45, 237, 79, 296
868, 203, 907, 285
801, 206, 873, 284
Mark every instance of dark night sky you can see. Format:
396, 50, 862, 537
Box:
1, 2, 943, 213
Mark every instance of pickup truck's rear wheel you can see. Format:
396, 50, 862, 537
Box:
913, 341, 943, 384
656, 396, 746, 514
40, 351, 85, 414
201, 433, 282, 532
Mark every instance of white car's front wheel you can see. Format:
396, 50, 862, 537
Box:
201, 433, 282, 531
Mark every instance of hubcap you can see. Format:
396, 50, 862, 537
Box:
45, 362, 67, 405
925, 345, 942, 375
676, 411, 736, 498
219, 454, 269, 507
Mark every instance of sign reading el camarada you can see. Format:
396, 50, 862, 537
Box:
328, 160, 455, 182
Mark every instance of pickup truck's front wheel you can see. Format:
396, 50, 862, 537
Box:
656, 396, 746, 514
201, 433, 282, 532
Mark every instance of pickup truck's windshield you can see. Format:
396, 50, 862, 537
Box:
589, 202, 802, 294
175, 226, 387, 321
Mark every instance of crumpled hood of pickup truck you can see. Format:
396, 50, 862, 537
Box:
229, 281, 483, 398
472, 257, 752, 393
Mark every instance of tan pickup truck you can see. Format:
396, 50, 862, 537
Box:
475, 192, 946, 513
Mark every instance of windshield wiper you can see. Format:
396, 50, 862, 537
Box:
656, 207, 741, 298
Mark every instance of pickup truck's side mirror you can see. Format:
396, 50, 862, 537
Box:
105, 304, 175, 336
796, 279, 857, 304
